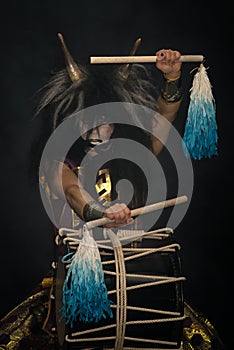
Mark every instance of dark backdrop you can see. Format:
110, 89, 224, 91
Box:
0, 1, 233, 348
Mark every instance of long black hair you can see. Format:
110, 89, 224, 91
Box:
36, 62, 159, 130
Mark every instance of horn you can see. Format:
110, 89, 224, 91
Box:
57, 33, 82, 82
119, 37, 142, 78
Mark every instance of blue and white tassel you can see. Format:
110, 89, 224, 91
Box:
61, 225, 112, 327
183, 63, 218, 160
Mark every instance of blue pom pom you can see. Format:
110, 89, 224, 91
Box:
60, 226, 113, 327
183, 64, 218, 160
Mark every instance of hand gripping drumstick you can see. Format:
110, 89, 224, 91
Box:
90, 55, 204, 64
85, 195, 188, 229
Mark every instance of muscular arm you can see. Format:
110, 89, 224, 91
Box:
151, 97, 181, 156
42, 160, 93, 219
61, 164, 93, 219
43, 160, 131, 226
151, 49, 182, 156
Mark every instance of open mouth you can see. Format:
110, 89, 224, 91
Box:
89, 139, 109, 147
88, 138, 103, 146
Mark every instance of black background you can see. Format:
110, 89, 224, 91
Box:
0, 0, 233, 348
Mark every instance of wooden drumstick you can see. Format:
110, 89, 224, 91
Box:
90, 55, 204, 64
85, 195, 188, 229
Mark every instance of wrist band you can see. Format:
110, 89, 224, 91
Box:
83, 200, 105, 222
163, 72, 181, 82
161, 73, 182, 104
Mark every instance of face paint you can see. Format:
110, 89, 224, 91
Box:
79, 115, 114, 144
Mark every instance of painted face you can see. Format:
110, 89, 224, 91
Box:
86, 124, 114, 145
80, 116, 114, 146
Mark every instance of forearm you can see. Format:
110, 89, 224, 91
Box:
151, 71, 182, 156
43, 161, 131, 225
64, 183, 92, 220
64, 180, 133, 225
42, 160, 93, 219
156, 95, 181, 123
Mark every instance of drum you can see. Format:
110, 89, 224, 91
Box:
57, 227, 185, 349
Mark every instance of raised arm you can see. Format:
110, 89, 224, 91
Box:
151, 49, 182, 156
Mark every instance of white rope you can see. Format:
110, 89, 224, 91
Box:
107, 229, 127, 350
61, 227, 184, 348
58, 227, 174, 247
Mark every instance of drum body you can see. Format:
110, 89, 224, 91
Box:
58, 228, 185, 349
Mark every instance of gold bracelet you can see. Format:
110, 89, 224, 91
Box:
163, 71, 181, 82
161, 72, 182, 104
